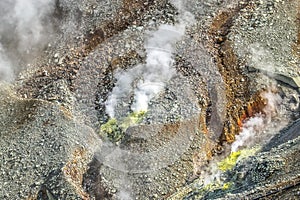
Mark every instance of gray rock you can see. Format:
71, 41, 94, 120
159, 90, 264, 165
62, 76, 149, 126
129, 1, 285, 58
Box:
0, 83, 100, 199
204, 120, 300, 199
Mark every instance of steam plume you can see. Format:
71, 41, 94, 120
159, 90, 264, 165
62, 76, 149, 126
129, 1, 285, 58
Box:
105, 4, 194, 118
200, 90, 284, 187
0, 0, 55, 82
231, 90, 282, 152
0, 44, 14, 81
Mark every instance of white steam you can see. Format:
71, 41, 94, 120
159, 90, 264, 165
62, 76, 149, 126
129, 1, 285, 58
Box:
249, 43, 276, 73
105, 8, 194, 118
118, 192, 131, 200
202, 162, 222, 186
0, 0, 55, 82
131, 24, 184, 112
103, 1, 195, 199
199, 90, 284, 187
231, 115, 264, 152
0, 44, 14, 81
231, 90, 282, 152
230, 43, 285, 152
13, 0, 55, 51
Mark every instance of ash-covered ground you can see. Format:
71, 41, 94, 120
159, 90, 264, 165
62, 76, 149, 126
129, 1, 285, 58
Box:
0, 0, 299, 199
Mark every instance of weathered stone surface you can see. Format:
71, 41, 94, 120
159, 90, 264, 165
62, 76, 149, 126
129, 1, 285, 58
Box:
186, 120, 300, 199
0, 0, 299, 199
0, 83, 100, 199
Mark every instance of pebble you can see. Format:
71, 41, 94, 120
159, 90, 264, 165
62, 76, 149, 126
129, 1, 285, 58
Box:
2, 0, 298, 199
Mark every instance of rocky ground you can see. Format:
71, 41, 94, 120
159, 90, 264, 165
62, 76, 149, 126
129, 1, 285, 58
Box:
0, 0, 299, 199
0, 83, 100, 199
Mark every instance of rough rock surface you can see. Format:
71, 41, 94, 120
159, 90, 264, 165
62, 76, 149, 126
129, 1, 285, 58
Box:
177, 119, 300, 199
0, 83, 100, 199
0, 0, 299, 199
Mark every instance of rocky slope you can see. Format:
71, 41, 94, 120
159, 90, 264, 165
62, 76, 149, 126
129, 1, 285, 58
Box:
0, 0, 299, 199
0, 83, 100, 199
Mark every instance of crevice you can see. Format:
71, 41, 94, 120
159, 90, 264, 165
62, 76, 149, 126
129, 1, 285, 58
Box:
206, 2, 266, 150
82, 157, 112, 200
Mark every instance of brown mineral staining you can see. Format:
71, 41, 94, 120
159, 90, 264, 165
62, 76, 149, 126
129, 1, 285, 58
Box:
207, 7, 251, 143
17, 1, 167, 99
205, 2, 275, 145
84, 0, 167, 54
237, 92, 267, 128
63, 147, 90, 200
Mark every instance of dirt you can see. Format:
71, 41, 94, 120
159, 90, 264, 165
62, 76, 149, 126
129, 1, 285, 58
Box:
63, 147, 91, 199
206, 2, 266, 148
293, 3, 300, 59
1, 0, 299, 199
84, 0, 167, 53
16, 0, 169, 98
